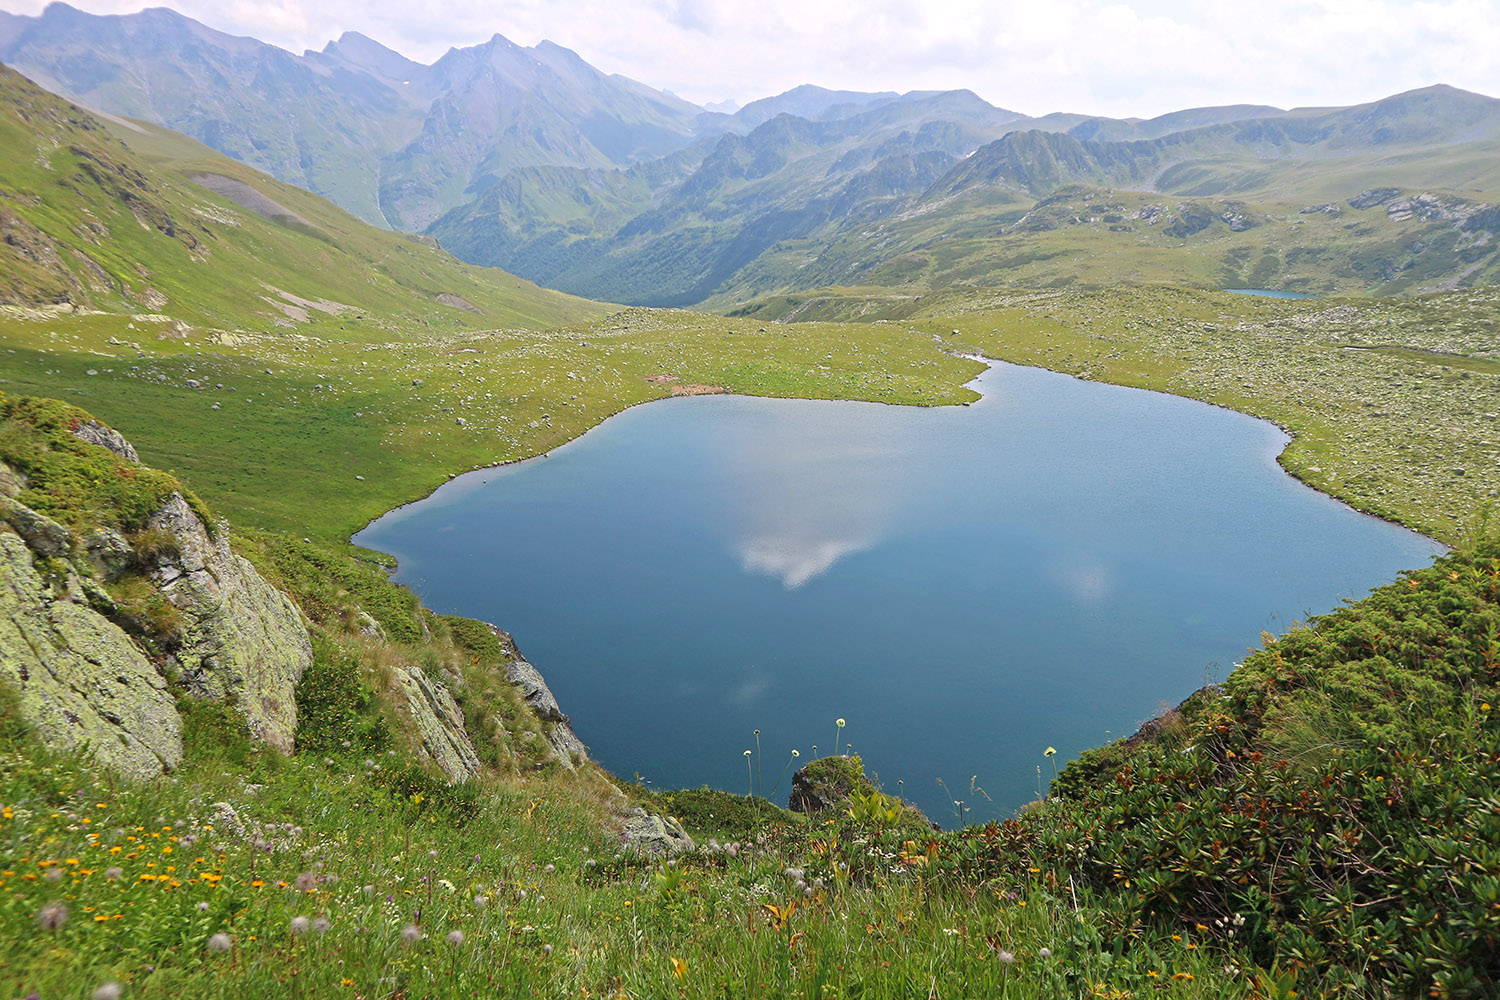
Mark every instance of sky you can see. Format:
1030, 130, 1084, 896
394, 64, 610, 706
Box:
5, 0, 1500, 117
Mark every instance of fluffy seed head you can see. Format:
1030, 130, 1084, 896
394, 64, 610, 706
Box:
92, 982, 122, 1000
996, 950, 1016, 965
401, 924, 421, 944
446, 929, 465, 946
104, 866, 123, 880
1039, 947, 1053, 959
312, 917, 331, 934
289, 916, 310, 935
37, 902, 69, 930
294, 871, 317, 892
207, 933, 233, 953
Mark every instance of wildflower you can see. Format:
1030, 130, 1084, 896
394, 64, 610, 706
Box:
401, 924, 421, 944
362, 885, 375, 897
670, 956, 687, 979
312, 917, 331, 934
837, 718, 846, 727
37, 902, 70, 930
542, 943, 553, 956
92, 982, 122, 1000
1039, 947, 1053, 959
294, 871, 318, 891
1044, 747, 1056, 757
207, 933, 233, 953
428, 849, 439, 859
446, 929, 465, 946
791, 749, 799, 757
743, 749, 752, 756
474, 895, 489, 908
290, 916, 310, 935
996, 950, 1016, 965
196, 901, 210, 912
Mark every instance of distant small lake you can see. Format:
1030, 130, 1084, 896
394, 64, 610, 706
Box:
1225, 288, 1316, 299
356, 361, 1441, 822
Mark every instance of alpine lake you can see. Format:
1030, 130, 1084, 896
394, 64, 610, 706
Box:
356, 360, 1443, 823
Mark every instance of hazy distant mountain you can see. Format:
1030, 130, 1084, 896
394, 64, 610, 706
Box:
434, 83, 1500, 304
5, 4, 1498, 304
430, 89, 1035, 304
0, 2, 710, 229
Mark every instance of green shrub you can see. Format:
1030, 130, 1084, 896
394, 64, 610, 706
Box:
637, 786, 797, 840
441, 615, 506, 660
178, 694, 252, 768
293, 635, 390, 757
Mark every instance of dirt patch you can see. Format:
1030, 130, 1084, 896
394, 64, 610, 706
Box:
645, 373, 725, 395
436, 293, 482, 314
188, 173, 318, 233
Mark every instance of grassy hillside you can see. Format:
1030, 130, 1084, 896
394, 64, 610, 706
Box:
0, 64, 602, 335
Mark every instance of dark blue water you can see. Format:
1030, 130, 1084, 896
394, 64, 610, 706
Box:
1225, 288, 1316, 299
356, 362, 1441, 822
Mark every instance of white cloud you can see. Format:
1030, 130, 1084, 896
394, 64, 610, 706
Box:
5, 0, 1498, 115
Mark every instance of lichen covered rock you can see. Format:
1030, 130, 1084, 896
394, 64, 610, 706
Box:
390, 663, 480, 783
69, 419, 139, 462
618, 806, 695, 857
147, 493, 311, 751
0, 532, 181, 778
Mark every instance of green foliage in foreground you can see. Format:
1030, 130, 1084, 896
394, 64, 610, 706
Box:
3, 538, 1496, 997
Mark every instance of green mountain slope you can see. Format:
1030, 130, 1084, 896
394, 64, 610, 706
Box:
433, 85, 1500, 306
0, 63, 603, 334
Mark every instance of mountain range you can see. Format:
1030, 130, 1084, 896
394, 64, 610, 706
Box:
3, 2, 1499, 304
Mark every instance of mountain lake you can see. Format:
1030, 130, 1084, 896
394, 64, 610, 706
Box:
355, 360, 1443, 823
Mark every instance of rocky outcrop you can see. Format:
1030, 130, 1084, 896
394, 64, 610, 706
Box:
390, 663, 480, 783
788, 755, 877, 814
70, 420, 139, 462
482, 621, 588, 770
0, 532, 182, 778
146, 493, 312, 752
618, 806, 695, 857
506, 657, 587, 768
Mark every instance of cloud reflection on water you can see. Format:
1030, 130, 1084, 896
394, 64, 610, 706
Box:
719, 400, 918, 590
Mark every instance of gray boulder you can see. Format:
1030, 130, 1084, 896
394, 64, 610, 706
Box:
0, 533, 182, 778
506, 657, 587, 768
146, 493, 311, 751
390, 663, 481, 783
69, 420, 139, 462
3, 498, 72, 558
618, 806, 695, 857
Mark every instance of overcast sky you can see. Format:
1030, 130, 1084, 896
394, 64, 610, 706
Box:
6, 0, 1500, 117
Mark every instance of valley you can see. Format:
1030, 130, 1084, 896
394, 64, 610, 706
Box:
0, 8, 1497, 998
